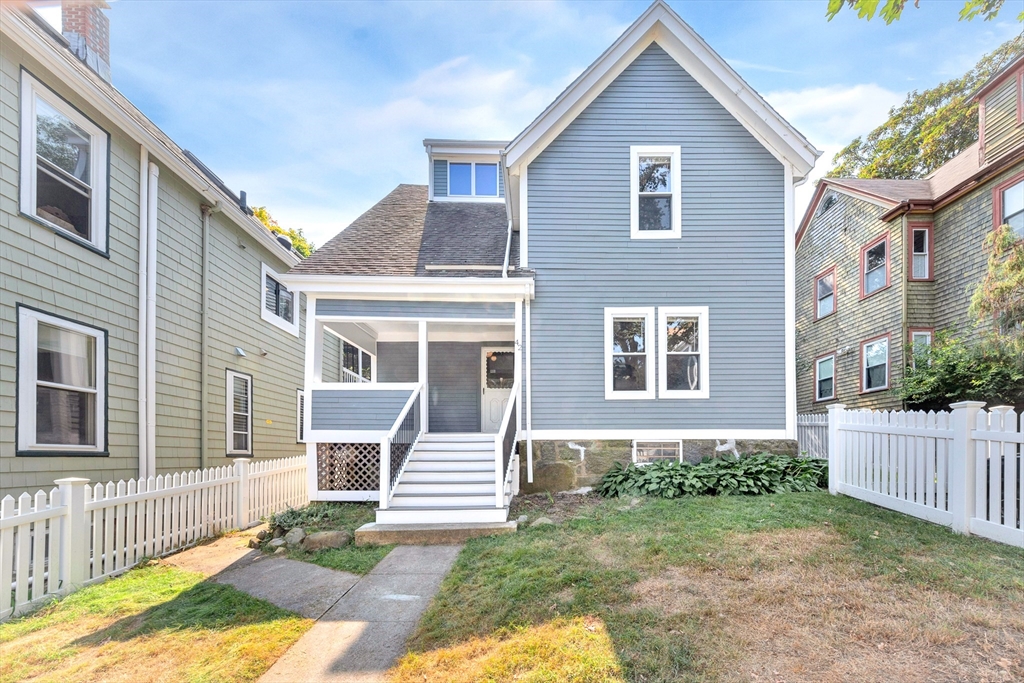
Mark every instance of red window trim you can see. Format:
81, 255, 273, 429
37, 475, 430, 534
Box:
859, 332, 891, 395
992, 169, 1024, 230
906, 222, 934, 282
813, 351, 837, 403
859, 232, 891, 299
813, 265, 837, 321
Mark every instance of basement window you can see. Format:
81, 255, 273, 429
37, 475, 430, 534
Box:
632, 441, 682, 465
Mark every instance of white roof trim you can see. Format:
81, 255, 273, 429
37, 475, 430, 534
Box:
277, 274, 535, 301
503, 0, 820, 179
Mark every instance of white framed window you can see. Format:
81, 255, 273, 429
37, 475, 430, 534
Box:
17, 306, 106, 454
261, 263, 299, 335
909, 224, 932, 280
658, 306, 709, 399
815, 354, 835, 401
632, 440, 683, 465
341, 337, 375, 383
604, 307, 655, 400
861, 336, 890, 393
448, 161, 499, 197
226, 370, 253, 455
909, 330, 933, 368
630, 145, 681, 239
296, 389, 306, 443
20, 70, 109, 253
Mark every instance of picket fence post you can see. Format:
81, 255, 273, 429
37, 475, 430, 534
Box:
234, 459, 250, 530
827, 404, 846, 495
949, 401, 985, 535
55, 478, 90, 592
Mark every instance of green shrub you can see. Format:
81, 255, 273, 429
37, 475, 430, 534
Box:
596, 453, 828, 499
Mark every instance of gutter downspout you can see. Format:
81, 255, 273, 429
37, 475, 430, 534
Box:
146, 162, 160, 479
137, 147, 149, 479
500, 151, 513, 279
199, 202, 221, 470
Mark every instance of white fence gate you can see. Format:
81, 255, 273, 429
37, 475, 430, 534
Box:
1, 455, 307, 621
829, 402, 1023, 549
797, 413, 829, 459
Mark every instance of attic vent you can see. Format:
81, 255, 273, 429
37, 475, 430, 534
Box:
817, 192, 838, 217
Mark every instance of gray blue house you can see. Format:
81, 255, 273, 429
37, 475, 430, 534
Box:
282, 0, 820, 525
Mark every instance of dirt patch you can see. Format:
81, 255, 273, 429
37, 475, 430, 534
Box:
633, 528, 1024, 682
510, 491, 600, 524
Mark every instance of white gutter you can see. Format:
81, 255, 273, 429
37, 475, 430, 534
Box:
145, 161, 160, 478
279, 274, 535, 300
137, 147, 149, 479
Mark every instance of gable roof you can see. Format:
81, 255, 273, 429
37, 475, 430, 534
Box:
289, 185, 513, 277
503, 0, 820, 180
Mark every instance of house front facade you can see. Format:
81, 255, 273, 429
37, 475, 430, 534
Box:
1, 3, 307, 497
795, 54, 1024, 414
282, 1, 819, 524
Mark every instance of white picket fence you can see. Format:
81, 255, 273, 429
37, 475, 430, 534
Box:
797, 413, 829, 459
828, 402, 1023, 549
1, 455, 307, 621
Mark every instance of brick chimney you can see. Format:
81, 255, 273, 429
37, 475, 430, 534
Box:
62, 0, 111, 82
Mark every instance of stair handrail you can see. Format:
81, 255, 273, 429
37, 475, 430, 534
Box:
379, 381, 424, 510
493, 377, 521, 508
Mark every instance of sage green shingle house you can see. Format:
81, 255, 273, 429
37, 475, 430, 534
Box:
795, 54, 1024, 414
1, 3, 307, 497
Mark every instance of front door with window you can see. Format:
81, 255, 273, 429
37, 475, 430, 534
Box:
481, 347, 514, 432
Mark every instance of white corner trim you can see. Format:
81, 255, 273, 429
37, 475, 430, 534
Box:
630, 145, 681, 239
604, 306, 656, 400
260, 263, 300, 336
657, 306, 709, 399
784, 164, 796, 439
520, 164, 529, 268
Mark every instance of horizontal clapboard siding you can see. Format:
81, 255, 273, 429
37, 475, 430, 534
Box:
322, 331, 341, 382
983, 76, 1022, 162
528, 43, 786, 431
310, 390, 410, 430
317, 300, 514, 319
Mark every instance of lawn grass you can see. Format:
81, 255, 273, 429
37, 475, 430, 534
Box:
393, 491, 1024, 682
0, 563, 311, 683
269, 502, 394, 575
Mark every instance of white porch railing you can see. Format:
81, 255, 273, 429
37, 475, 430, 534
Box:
829, 402, 1023, 549
378, 382, 424, 509
1, 455, 307, 621
797, 413, 829, 459
494, 378, 521, 508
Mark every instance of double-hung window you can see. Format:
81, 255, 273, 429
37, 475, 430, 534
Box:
909, 223, 932, 280
20, 70, 109, 253
604, 308, 655, 399
226, 370, 253, 455
448, 162, 499, 197
815, 354, 835, 401
909, 330, 933, 368
17, 306, 106, 454
658, 307, 709, 399
1000, 178, 1023, 238
630, 146, 681, 238
861, 234, 889, 297
861, 336, 889, 393
261, 263, 298, 335
814, 268, 836, 319
342, 339, 374, 383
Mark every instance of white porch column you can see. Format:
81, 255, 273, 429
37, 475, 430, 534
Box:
514, 300, 523, 430
303, 296, 318, 500
418, 320, 428, 432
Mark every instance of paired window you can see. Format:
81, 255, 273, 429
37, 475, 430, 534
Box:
296, 389, 306, 443
633, 441, 682, 465
860, 234, 889, 297
342, 339, 374, 383
1000, 178, 1023, 238
814, 268, 836, 320
17, 307, 106, 454
261, 264, 298, 335
909, 330, 933, 368
449, 162, 499, 197
226, 370, 252, 455
658, 307, 709, 398
20, 71, 109, 253
909, 223, 932, 281
861, 336, 889, 393
815, 354, 835, 402
630, 146, 681, 239
606, 308, 654, 399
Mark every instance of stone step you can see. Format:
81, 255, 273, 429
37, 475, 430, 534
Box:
355, 521, 517, 545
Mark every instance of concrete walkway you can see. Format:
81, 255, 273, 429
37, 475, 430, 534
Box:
163, 529, 461, 683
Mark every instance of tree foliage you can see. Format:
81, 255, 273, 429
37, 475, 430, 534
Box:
970, 223, 1024, 332
826, 0, 1019, 24
251, 205, 315, 258
827, 35, 1023, 179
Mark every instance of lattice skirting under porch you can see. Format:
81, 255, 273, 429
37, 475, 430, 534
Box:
316, 443, 380, 491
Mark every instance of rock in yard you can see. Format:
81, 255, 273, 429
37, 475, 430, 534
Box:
517, 515, 529, 524
274, 547, 287, 555
256, 529, 267, 541
530, 516, 555, 528
630, 498, 641, 507
267, 538, 287, 550
247, 538, 260, 549
302, 530, 351, 551
273, 525, 286, 538
565, 486, 593, 495
284, 527, 306, 547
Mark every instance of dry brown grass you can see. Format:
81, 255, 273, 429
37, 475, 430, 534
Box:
631, 528, 1024, 682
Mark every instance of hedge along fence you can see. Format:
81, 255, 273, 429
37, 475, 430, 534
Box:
0, 455, 307, 622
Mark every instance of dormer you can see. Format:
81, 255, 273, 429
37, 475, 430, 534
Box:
424, 139, 508, 202
976, 54, 1024, 165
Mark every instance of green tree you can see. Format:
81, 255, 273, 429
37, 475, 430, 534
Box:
251, 205, 315, 258
970, 223, 1024, 334
827, 36, 1024, 179
826, 0, 1020, 24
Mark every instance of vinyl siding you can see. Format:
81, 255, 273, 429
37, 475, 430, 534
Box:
982, 75, 1022, 163
310, 389, 410, 430
377, 342, 418, 382
317, 300, 514, 319
528, 43, 786, 431
322, 331, 342, 382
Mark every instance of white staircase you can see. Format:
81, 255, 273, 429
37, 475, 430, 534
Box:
376, 433, 510, 524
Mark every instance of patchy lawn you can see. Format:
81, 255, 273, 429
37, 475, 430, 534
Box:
0, 563, 310, 683
267, 502, 393, 575
393, 491, 1024, 683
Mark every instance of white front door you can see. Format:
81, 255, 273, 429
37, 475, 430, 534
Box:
481, 347, 514, 432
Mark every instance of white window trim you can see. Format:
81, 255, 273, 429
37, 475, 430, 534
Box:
324, 328, 377, 384
604, 306, 656, 400
261, 263, 299, 336
19, 70, 109, 252
226, 369, 253, 456
658, 306, 709, 399
446, 159, 501, 200
815, 354, 836, 401
17, 306, 106, 453
630, 145, 681, 239
296, 389, 306, 443
862, 338, 890, 392
910, 331, 932, 369
632, 439, 683, 465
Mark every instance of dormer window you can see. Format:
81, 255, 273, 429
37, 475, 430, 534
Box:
449, 162, 499, 197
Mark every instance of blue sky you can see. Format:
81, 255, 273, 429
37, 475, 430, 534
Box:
40, 1, 1022, 247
